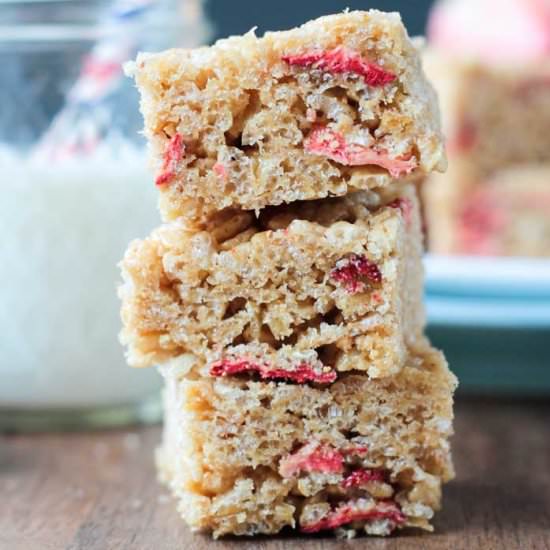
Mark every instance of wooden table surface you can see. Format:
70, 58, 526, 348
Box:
1, 398, 549, 550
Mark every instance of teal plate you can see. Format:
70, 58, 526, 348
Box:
427, 325, 550, 396
425, 254, 550, 299
424, 255, 550, 394
425, 295, 550, 328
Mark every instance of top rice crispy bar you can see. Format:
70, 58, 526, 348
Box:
127, 10, 446, 224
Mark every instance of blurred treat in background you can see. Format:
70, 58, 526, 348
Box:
450, 166, 550, 257
420, 0, 550, 394
0, 0, 209, 431
422, 0, 550, 257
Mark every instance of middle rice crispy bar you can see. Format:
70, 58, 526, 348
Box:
119, 183, 424, 379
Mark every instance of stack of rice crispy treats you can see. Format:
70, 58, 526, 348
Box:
119, 10, 457, 539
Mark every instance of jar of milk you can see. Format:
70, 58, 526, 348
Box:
0, 0, 209, 430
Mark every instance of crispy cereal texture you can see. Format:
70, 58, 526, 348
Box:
127, 10, 446, 224
156, 342, 456, 538
119, 184, 425, 379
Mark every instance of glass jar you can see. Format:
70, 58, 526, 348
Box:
0, 0, 209, 431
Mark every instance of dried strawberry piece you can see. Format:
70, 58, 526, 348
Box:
282, 47, 396, 87
301, 499, 406, 533
209, 358, 256, 377
261, 362, 337, 384
279, 442, 370, 478
341, 468, 385, 489
279, 442, 344, 478
449, 120, 477, 153
458, 191, 507, 255
388, 197, 413, 226
304, 127, 417, 177
213, 162, 228, 180
370, 291, 383, 304
305, 125, 346, 159
155, 133, 185, 186
209, 358, 336, 384
330, 254, 382, 294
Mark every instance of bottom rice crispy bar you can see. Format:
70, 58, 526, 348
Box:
157, 341, 456, 538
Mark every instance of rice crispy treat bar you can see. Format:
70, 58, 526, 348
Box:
424, 54, 550, 180
422, 49, 550, 255
127, 10, 446, 224
429, 165, 550, 256
157, 341, 456, 538
119, 184, 424, 379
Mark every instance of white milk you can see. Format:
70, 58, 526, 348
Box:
0, 147, 161, 408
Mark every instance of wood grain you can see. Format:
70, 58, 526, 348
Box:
1, 398, 549, 550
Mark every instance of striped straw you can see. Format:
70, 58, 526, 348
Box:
37, 0, 156, 159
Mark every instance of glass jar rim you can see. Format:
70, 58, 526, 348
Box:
0, 0, 194, 42
0, 22, 191, 42
0, 24, 112, 41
